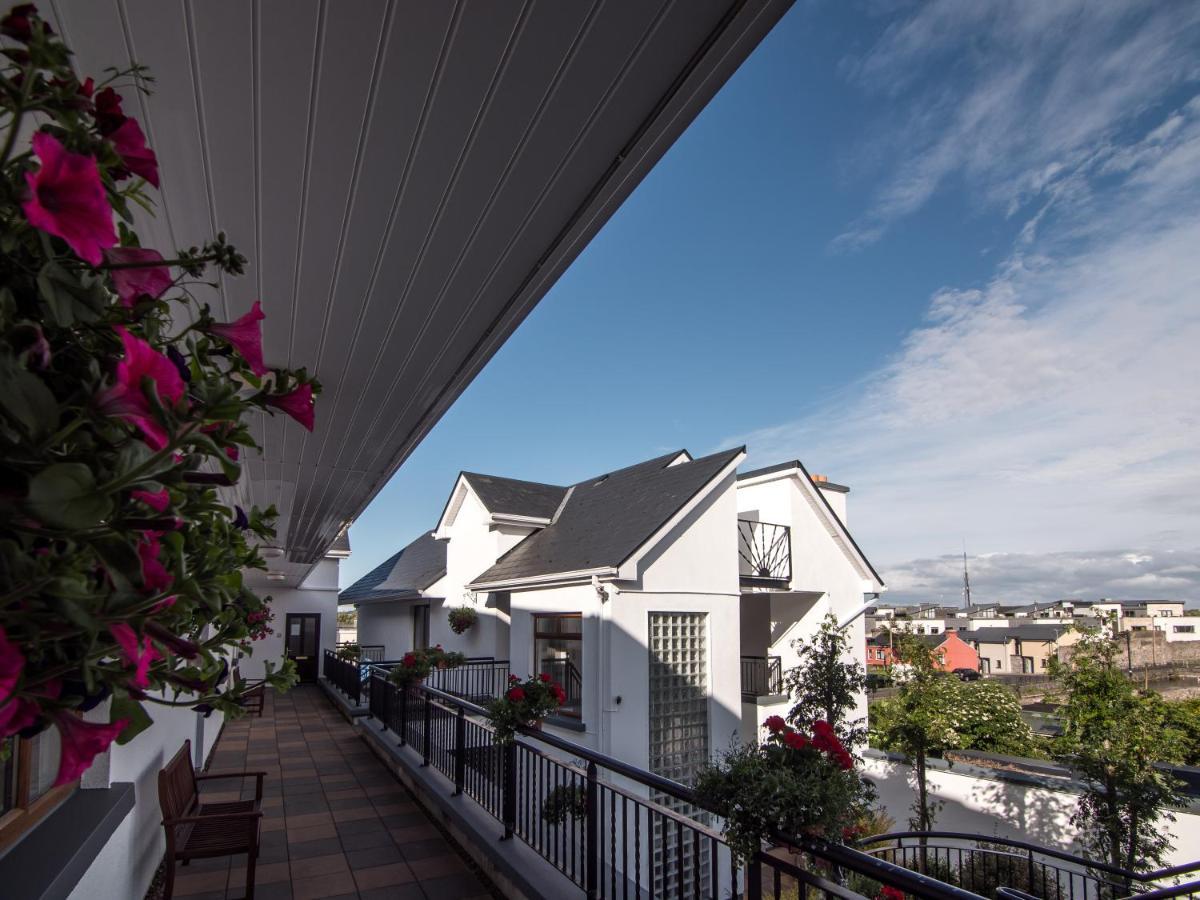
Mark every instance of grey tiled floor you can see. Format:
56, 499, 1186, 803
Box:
172, 685, 496, 900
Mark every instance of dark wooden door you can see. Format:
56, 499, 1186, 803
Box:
285, 613, 320, 682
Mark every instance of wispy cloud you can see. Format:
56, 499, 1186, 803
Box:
729, 92, 1200, 602
832, 1, 1200, 250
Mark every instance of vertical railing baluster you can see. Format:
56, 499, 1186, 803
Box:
421, 690, 431, 766
676, 819, 684, 899
453, 704, 465, 795
501, 741, 516, 840
398, 684, 408, 746
585, 760, 599, 898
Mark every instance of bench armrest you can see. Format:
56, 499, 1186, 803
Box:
196, 770, 266, 801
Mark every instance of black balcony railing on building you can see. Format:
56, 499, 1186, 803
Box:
859, 832, 1200, 900
323, 649, 365, 704
741, 655, 783, 698
364, 670, 995, 900
424, 658, 511, 703
738, 518, 791, 583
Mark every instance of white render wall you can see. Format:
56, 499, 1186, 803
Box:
355, 600, 416, 658
862, 753, 1200, 869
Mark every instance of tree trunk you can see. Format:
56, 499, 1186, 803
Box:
917, 747, 929, 873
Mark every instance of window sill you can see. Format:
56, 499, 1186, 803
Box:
0, 781, 134, 899
544, 715, 586, 733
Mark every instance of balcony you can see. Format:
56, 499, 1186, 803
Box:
741, 654, 784, 698
322, 650, 510, 707
738, 518, 792, 585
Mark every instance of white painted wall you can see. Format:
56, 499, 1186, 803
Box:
862, 753, 1200, 869
355, 601, 416, 658
240, 558, 341, 680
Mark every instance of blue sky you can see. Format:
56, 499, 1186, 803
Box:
342, 1, 1200, 606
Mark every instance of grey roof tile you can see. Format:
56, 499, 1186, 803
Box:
461, 473, 567, 520
339, 532, 446, 604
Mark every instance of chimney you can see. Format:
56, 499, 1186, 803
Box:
811, 473, 849, 525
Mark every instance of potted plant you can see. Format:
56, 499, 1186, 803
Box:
0, 3, 317, 785
388, 645, 465, 688
486, 673, 565, 743
541, 783, 587, 825
336, 643, 361, 661
447, 605, 478, 635
693, 716, 876, 866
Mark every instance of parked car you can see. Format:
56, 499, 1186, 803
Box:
954, 667, 981, 681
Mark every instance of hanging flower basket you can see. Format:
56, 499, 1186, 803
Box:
693, 717, 876, 867
486, 673, 565, 744
447, 605, 478, 635
0, 4, 318, 786
388, 645, 465, 688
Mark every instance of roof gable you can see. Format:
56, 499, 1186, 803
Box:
469, 448, 744, 587
461, 472, 568, 521
339, 532, 446, 604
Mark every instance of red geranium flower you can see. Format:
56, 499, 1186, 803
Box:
105, 247, 172, 306
879, 886, 905, 900
402, 653, 416, 667
54, 712, 130, 786
266, 382, 314, 431
763, 715, 786, 733
506, 687, 525, 703
96, 327, 186, 449
108, 116, 158, 187
209, 300, 268, 376
109, 623, 161, 690
783, 731, 810, 750
22, 131, 116, 265
539, 672, 552, 683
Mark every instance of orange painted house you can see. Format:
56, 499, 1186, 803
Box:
866, 631, 979, 672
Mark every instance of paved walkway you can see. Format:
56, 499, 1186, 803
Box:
172, 684, 495, 900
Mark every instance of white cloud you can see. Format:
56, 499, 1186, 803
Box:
832, 1, 1200, 249
729, 95, 1200, 602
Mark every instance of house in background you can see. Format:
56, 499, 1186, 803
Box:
865, 631, 978, 673
969, 624, 1081, 675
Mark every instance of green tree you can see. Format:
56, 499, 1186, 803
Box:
786, 612, 868, 748
1161, 698, 1200, 766
1050, 631, 1185, 874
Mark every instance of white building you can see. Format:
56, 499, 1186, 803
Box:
350, 449, 885, 787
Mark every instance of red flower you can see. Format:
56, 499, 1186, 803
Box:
107, 116, 158, 187
225, 445, 239, 461
109, 623, 161, 690
506, 687, 526, 703
53, 712, 130, 786
539, 672, 552, 683
763, 715, 786, 733
402, 653, 416, 667
783, 732, 810, 751
812, 720, 834, 736
96, 327, 186, 450
209, 300, 268, 376
93, 86, 126, 135
0, 678, 59, 741
22, 132, 116, 265
879, 887, 905, 900
267, 382, 314, 431
137, 532, 173, 594
78, 77, 94, 99
508, 674, 519, 683
105, 247, 172, 306
1, 4, 51, 41
132, 488, 170, 512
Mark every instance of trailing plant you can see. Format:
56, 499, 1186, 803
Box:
0, 4, 319, 786
540, 783, 587, 825
486, 672, 564, 744
447, 605, 477, 635
786, 611, 868, 750
388, 644, 465, 688
1049, 629, 1185, 874
693, 715, 875, 867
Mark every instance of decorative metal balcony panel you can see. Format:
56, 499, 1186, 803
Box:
738, 519, 791, 583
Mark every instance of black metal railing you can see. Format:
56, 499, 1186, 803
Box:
425, 658, 511, 703
323, 649, 363, 705
859, 832, 1200, 900
364, 669, 990, 900
360, 644, 385, 663
738, 518, 791, 583
741, 655, 784, 698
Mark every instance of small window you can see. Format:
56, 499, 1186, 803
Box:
1174, 625, 1195, 634
534, 614, 583, 718
0, 728, 75, 851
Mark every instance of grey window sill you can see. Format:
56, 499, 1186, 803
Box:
0, 781, 135, 899
544, 715, 586, 733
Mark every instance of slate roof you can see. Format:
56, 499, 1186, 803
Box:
339, 531, 446, 605
460, 472, 568, 520
967, 625, 1068, 644
470, 447, 744, 586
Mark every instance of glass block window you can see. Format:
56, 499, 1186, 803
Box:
648, 612, 710, 898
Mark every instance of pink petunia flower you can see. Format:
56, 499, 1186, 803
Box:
137, 531, 173, 594
109, 623, 162, 690
107, 117, 158, 187
22, 132, 117, 265
105, 247, 172, 307
209, 301, 268, 376
151, 595, 177, 614
132, 488, 170, 512
96, 327, 185, 450
266, 382, 314, 431
0, 678, 60, 741
225, 445, 239, 462
53, 712, 130, 786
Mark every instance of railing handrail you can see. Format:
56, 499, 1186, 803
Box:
740, 654, 782, 661
737, 516, 790, 529
861, 831, 1200, 884
402, 681, 983, 900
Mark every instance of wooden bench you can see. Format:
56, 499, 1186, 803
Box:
158, 740, 265, 899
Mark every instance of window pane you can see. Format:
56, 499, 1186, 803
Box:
26, 728, 61, 802
534, 615, 582, 717
0, 738, 15, 815
534, 615, 581, 637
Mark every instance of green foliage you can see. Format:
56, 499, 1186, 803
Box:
786, 612, 868, 749
694, 719, 876, 867
335, 643, 361, 661
1049, 630, 1185, 872
388, 645, 465, 688
485, 672, 565, 744
0, 6, 314, 763
447, 605, 478, 635
1160, 698, 1200, 766
540, 784, 587, 825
